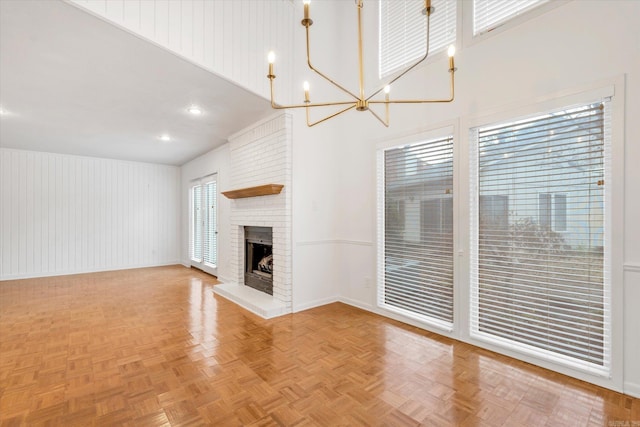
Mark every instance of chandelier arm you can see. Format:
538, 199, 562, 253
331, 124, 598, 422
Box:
272, 100, 357, 109
307, 104, 357, 127
371, 99, 453, 104
368, 69, 455, 104
367, 107, 389, 128
365, 13, 432, 102
269, 78, 355, 109
304, 26, 360, 101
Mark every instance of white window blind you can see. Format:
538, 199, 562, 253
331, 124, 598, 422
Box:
191, 185, 203, 263
379, 0, 456, 78
469, 101, 611, 375
379, 136, 454, 327
203, 180, 217, 267
473, 0, 548, 36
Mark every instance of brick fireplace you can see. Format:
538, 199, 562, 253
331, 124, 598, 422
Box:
213, 113, 292, 318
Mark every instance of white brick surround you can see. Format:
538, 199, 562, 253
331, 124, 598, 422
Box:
214, 113, 292, 317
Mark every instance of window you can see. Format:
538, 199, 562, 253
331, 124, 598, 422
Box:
538, 192, 552, 228
191, 185, 203, 263
190, 176, 218, 274
554, 193, 567, 232
473, 0, 548, 36
379, 0, 456, 78
378, 135, 454, 328
469, 100, 610, 375
480, 195, 509, 230
539, 192, 567, 232
203, 180, 218, 267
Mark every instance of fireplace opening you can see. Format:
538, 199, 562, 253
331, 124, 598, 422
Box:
244, 226, 273, 295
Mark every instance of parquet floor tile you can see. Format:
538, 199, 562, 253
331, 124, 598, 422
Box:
1, 265, 639, 426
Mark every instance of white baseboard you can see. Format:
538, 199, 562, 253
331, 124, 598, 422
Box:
624, 381, 640, 398
216, 275, 232, 284
293, 296, 339, 313
0, 261, 182, 281
339, 297, 453, 334
338, 296, 374, 312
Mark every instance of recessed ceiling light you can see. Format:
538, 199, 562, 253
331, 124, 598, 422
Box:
159, 134, 171, 142
187, 106, 202, 115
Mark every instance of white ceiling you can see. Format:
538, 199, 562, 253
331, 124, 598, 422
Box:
0, 0, 273, 166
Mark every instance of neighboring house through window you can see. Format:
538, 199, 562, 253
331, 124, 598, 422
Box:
539, 192, 567, 232
470, 100, 610, 375
378, 135, 455, 328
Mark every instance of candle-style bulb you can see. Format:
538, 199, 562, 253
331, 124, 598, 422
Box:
302, 0, 312, 26
384, 85, 391, 94
447, 45, 455, 57
303, 81, 310, 103
447, 45, 456, 72
267, 51, 276, 79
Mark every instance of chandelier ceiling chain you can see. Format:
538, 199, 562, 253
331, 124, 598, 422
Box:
266, 0, 457, 127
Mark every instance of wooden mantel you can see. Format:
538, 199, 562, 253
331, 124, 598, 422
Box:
222, 184, 284, 199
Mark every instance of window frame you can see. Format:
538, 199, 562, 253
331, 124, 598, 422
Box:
461, 0, 570, 48
471, 100, 610, 375
203, 179, 218, 268
376, 123, 459, 334
190, 184, 203, 264
189, 173, 218, 277
463, 79, 624, 390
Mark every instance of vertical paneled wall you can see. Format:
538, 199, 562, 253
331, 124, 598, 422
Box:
68, 0, 295, 102
0, 148, 180, 280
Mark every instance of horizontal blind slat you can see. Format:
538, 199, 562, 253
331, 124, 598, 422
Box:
474, 0, 548, 35
380, 0, 456, 78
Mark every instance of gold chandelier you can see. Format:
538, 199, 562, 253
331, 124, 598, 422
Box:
266, 0, 457, 127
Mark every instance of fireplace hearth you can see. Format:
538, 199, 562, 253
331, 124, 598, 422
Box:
244, 226, 273, 295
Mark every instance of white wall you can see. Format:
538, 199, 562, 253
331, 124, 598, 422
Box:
311, 0, 640, 395
290, 108, 343, 311
288, 0, 352, 312
0, 148, 180, 279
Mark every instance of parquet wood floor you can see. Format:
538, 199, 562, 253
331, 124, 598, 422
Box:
1, 266, 638, 426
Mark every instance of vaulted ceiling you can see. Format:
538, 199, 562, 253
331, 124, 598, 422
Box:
0, 0, 273, 166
